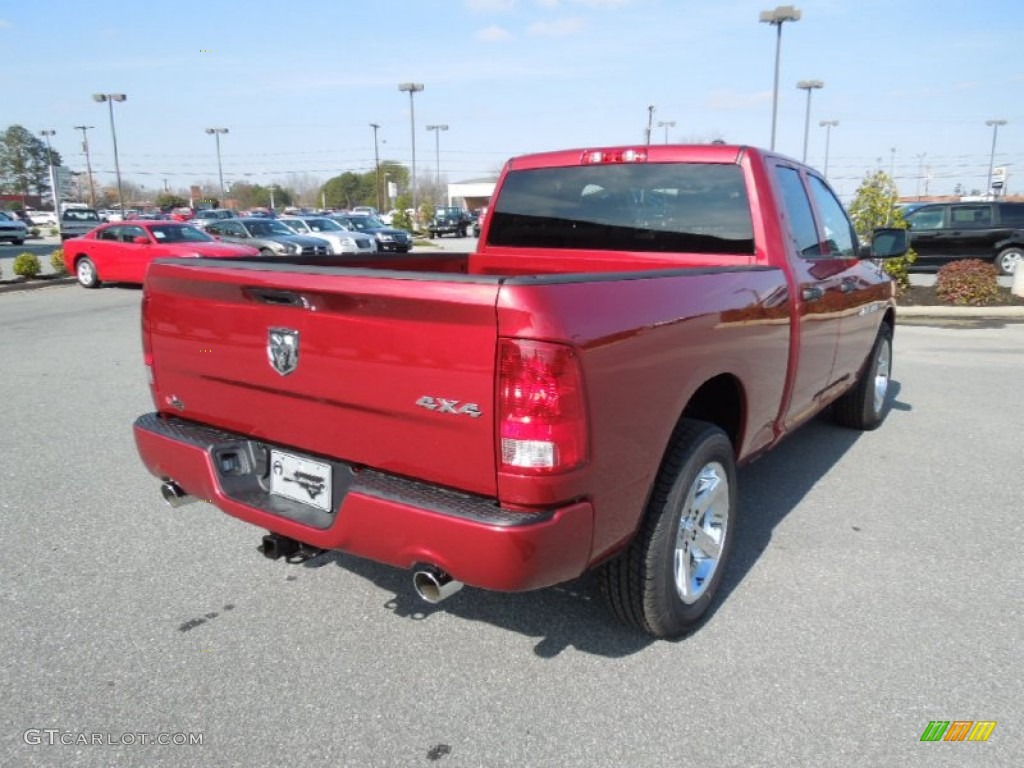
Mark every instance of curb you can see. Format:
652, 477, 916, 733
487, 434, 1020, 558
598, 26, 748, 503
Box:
897, 304, 1024, 319
0, 277, 77, 294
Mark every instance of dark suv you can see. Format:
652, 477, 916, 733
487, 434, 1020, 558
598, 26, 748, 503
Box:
903, 201, 1024, 275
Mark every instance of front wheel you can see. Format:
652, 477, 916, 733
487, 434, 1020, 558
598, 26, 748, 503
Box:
76, 256, 101, 289
995, 246, 1023, 276
599, 420, 737, 639
833, 323, 892, 430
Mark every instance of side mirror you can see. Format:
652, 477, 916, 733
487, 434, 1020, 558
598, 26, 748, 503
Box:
133, 236, 150, 245
866, 227, 908, 259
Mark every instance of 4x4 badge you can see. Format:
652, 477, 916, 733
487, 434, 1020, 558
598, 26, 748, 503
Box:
268, 328, 300, 376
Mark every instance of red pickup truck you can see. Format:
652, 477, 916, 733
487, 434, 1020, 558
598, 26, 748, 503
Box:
133, 144, 907, 638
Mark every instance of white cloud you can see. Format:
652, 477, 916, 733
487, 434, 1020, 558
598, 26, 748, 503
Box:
466, 0, 517, 11
476, 25, 514, 42
528, 17, 584, 37
0, 19, 11, 28
705, 89, 772, 110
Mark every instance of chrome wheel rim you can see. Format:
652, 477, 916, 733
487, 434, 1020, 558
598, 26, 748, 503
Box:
674, 462, 729, 604
77, 260, 94, 285
1000, 250, 1022, 274
873, 337, 891, 416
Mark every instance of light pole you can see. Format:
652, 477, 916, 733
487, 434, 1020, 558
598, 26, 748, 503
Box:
645, 105, 655, 145
74, 125, 96, 208
985, 119, 1008, 197
398, 82, 425, 219
204, 128, 228, 197
369, 122, 382, 212
914, 152, 926, 200
760, 5, 802, 151
796, 79, 823, 163
92, 93, 127, 215
657, 120, 676, 144
818, 120, 838, 179
39, 129, 58, 210
426, 124, 448, 201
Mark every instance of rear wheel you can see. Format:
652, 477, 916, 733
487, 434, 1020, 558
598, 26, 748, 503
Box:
599, 420, 737, 639
259, 248, 274, 257
995, 246, 1023, 276
833, 323, 892, 430
75, 256, 101, 289
12, 238, 24, 246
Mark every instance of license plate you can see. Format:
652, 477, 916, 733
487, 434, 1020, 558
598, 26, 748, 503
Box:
269, 450, 332, 512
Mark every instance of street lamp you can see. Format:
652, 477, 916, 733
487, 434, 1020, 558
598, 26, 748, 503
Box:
398, 82, 425, 218
204, 128, 229, 197
39, 130, 58, 210
985, 119, 1008, 197
645, 105, 655, 145
914, 152, 926, 200
796, 79, 823, 163
74, 125, 96, 208
760, 5, 802, 151
92, 93, 127, 215
369, 122, 382, 212
818, 120, 838, 179
426, 124, 448, 199
657, 120, 676, 144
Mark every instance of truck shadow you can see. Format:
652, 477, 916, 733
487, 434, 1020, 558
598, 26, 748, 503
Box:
313, 384, 907, 658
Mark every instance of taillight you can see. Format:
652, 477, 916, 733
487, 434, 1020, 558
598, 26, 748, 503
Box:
497, 339, 587, 474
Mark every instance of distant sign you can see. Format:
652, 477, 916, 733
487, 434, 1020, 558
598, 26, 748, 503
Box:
992, 166, 1007, 190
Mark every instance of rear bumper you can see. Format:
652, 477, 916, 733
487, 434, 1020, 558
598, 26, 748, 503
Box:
133, 413, 594, 591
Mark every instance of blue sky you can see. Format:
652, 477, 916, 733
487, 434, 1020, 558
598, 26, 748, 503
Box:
3, 0, 1022, 199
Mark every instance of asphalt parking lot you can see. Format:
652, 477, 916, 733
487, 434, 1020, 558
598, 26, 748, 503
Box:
1, 284, 1021, 767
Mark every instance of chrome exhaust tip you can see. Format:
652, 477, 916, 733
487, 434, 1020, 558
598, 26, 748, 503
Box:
412, 566, 463, 604
160, 481, 197, 508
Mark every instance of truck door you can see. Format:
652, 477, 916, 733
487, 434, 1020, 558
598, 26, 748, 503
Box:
771, 164, 845, 428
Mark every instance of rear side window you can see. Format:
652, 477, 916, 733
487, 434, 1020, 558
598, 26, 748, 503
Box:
950, 205, 992, 227
487, 162, 754, 254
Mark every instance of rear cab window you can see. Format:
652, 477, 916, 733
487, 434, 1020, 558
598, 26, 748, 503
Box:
487, 163, 754, 255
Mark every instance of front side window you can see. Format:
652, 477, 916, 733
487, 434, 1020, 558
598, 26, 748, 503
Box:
487, 162, 754, 254
905, 206, 945, 230
98, 226, 121, 241
808, 176, 857, 257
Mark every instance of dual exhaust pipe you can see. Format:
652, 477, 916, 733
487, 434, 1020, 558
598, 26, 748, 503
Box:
158, 482, 463, 603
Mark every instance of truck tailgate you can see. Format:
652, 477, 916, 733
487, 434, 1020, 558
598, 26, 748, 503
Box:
144, 260, 501, 497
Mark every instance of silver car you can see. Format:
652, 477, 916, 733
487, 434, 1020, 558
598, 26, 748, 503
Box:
278, 216, 377, 256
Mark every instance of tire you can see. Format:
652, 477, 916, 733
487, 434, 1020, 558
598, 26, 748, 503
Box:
599, 420, 737, 639
75, 256, 101, 289
12, 238, 24, 246
833, 323, 892, 430
995, 246, 1023, 276
259, 248, 274, 257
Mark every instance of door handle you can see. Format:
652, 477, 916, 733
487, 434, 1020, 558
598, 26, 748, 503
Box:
801, 286, 824, 302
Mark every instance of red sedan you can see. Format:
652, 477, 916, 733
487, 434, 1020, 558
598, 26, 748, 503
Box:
63, 221, 260, 288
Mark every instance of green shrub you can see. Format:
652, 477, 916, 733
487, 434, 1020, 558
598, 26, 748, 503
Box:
391, 209, 413, 231
50, 248, 67, 275
29, 226, 40, 237
49, 226, 59, 237
935, 259, 1000, 306
12, 252, 42, 279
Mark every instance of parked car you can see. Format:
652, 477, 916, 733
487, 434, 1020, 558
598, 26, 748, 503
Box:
331, 213, 413, 253
28, 210, 59, 226
429, 206, 471, 238
169, 208, 194, 221
62, 221, 259, 289
205, 218, 331, 256
903, 201, 1024, 275
191, 208, 237, 230
59, 208, 104, 241
473, 206, 487, 238
278, 216, 377, 256
0, 210, 29, 244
